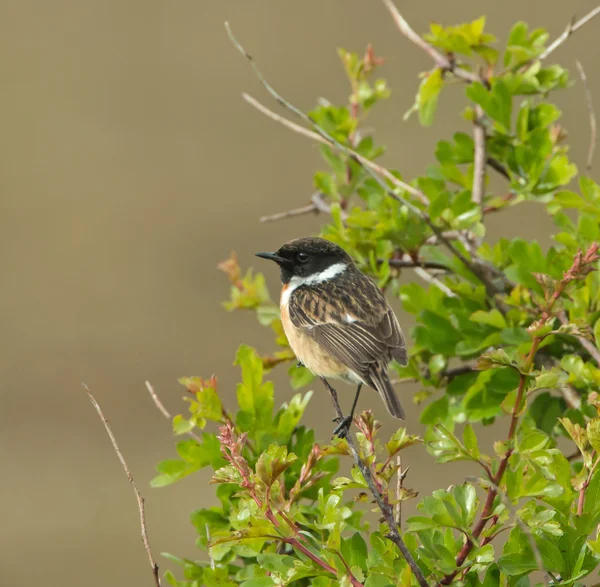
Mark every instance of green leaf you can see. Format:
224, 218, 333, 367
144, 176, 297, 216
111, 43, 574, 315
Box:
418, 68, 444, 127
462, 423, 480, 459
587, 418, 600, 453
466, 80, 512, 132
235, 345, 275, 439
255, 444, 297, 489
385, 428, 422, 457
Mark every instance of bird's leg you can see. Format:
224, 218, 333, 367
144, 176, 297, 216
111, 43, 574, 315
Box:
321, 378, 346, 435
332, 384, 362, 439
296, 360, 304, 368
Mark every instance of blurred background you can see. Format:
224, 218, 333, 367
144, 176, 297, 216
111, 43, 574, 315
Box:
1, 1, 599, 585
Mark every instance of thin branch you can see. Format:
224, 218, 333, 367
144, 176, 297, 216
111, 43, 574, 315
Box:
227, 27, 508, 301
394, 454, 406, 527
260, 192, 348, 223
322, 379, 429, 587
381, 0, 480, 84
413, 265, 457, 297
472, 105, 486, 210
145, 381, 203, 444
486, 157, 510, 180
575, 60, 597, 171
242, 93, 429, 206
387, 257, 449, 271
539, 6, 600, 61
560, 383, 582, 410
83, 384, 161, 587
260, 202, 317, 223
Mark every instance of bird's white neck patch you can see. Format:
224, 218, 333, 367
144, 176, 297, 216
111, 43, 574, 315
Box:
281, 262, 348, 307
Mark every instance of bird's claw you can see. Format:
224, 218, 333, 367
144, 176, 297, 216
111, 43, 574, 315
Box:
332, 415, 353, 439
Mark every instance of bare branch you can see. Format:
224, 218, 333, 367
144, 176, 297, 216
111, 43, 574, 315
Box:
387, 257, 449, 271
575, 60, 597, 171
260, 203, 317, 223
145, 381, 204, 444
381, 0, 480, 84
539, 6, 600, 61
259, 192, 348, 223
472, 105, 486, 209
486, 157, 510, 180
83, 384, 161, 587
242, 93, 429, 205
413, 265, 457, 297
322, 380, 429, 587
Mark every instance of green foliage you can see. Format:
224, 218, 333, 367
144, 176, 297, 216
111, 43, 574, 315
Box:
158, 10, 600, 587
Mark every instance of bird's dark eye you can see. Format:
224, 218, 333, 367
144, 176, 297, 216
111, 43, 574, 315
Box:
296, 252, 310, 264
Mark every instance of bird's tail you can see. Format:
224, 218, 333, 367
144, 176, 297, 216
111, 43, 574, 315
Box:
369, 365, 405, 420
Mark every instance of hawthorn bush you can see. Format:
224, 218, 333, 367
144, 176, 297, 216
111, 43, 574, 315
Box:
155, 7, 600, 586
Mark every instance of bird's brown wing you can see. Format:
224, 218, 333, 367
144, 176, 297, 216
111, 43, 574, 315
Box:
288, 271, 407, 379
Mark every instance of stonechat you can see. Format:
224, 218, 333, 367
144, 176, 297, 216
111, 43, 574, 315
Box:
256, 237, 407, 436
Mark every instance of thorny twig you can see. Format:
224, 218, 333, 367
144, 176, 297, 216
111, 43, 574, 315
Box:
575, 60, 597, 171
322, 380, 429, 587
83, 384, 161, 587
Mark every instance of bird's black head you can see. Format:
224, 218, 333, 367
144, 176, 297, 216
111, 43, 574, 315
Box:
256, 237, 353, 284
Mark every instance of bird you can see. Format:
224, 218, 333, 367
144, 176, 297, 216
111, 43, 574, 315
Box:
256, 237, 407, 437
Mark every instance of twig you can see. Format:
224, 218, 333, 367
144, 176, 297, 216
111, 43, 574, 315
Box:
242, 93, 429, 206
413, 266, 457, 297
577, 452, 600, 515
322, 379, 429, 587
539, 6, 600, 61
145, 381, 203, 444
387, 257, 449, 271
260, 202, 317, 223
575, 60, 597, 171
381, 0, 480, 84
83, 384, 161, 587
560, 383, 582, 410
472, 105, 486, 210
486, 157, 510, 180
260, 192, 349, 223
395, 454, 404, 527
227, 28, 508, 300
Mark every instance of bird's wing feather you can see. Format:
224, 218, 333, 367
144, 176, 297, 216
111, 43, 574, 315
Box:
288, 272, 407, 376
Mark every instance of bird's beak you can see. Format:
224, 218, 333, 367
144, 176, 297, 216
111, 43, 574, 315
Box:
255, 252, 291, 266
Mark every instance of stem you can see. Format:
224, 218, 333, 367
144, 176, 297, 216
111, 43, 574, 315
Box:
322, 379, 429, 587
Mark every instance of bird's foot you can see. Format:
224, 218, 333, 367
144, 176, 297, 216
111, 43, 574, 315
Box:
332, 415, 353, 439
296, 360, 304, 368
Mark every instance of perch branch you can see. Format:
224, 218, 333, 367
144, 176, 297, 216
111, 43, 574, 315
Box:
83, 384, 161, 587
575, 60, 597, 171
539, 6, 600, 61
381, 0, 480, 84
322, 380, 429, 587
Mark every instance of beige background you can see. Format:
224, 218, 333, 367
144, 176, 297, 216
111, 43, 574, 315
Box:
1, 1, 598, 585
